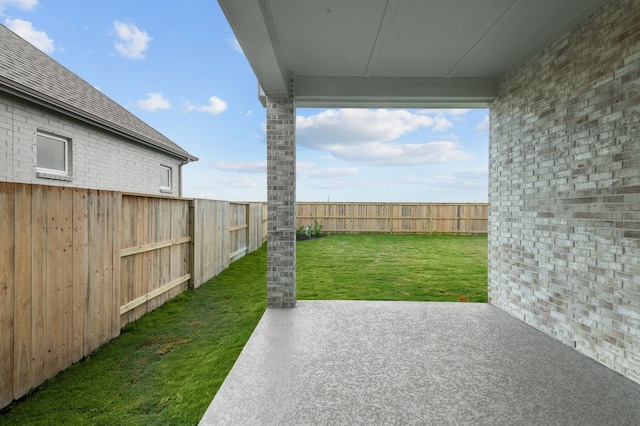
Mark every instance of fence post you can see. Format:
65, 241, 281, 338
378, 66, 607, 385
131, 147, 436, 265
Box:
263, 203, 268, 243
350, 203, 354, 234
245, 203, 251, 252
188, 199, 196, 289
429, 204, 433, 234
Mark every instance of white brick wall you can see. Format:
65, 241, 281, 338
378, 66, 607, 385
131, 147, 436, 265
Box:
489, 0, 640, 384
0, 94, 182, 195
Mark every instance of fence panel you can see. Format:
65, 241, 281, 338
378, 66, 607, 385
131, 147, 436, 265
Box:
11, 184, 31, 403
119, 195, 191, 327
248, 203, 264, 251
297, 203, 353, 233
296, 202, 488, 234
170, 199, 191, 301
262, 203, 268, 243
1, 185, 266, 409
192, 199, 229, 288
355, 203, 390, 233
0, 182, 15, 408
469, 203, 489, 233
0, 183, 120, 408
390, 204, 430, 233
229, 203, 247, 263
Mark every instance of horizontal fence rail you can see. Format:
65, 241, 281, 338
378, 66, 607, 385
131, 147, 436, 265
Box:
296, 202, 488, 235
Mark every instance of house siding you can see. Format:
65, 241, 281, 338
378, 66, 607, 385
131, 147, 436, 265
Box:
489, 0, 640, 383
0, 95, 182, 195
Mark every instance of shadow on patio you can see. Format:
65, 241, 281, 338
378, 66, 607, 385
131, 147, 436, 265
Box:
200, 301, 640, 425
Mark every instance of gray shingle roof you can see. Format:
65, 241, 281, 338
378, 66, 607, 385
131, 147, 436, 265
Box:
0, 24, 197, 162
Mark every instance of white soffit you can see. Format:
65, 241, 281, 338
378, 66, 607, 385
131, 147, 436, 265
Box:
217, 0, 609, 108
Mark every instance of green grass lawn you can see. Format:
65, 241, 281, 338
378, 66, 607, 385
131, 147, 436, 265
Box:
298, 234, 487, 302
0, 234, 486, 425
0, 247, 267, 426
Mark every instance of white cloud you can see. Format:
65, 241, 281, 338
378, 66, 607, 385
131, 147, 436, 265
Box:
198, 96, 227, 115
433, 116, 454, 131
294, 109, 475, 167
113, 21, 151, 60
0, 0, 37, 13
219, 176, 257, 188
211, 160, 359, 179
5, 18, 54, 53
212, 160, 266, 173
297, 162, 359, 179
439, 109, 471, 116
227, 37, 243, 53
181, 101, 196, 112
137, 92, 170, 111
181, 97, 227, 115
297, 109, 449, 149
329, 141, 472, 166
476, 115, 490, 133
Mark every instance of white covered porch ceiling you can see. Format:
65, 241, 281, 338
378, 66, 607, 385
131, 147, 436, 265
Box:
218, 0, 607, 108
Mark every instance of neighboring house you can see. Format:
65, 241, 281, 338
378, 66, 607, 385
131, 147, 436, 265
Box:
0, 24, 197, 196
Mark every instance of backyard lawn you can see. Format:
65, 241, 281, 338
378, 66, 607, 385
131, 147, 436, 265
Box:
0, 234, 487, 425
297, 234, 487, 302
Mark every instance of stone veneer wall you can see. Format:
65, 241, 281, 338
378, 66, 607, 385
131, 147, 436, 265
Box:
489, 0, 640, 383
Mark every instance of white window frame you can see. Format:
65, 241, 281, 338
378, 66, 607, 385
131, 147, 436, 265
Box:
36, 132, 70, 176
160, 165, 172, 191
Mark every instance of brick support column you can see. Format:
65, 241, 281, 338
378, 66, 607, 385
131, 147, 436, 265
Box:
266, 76, 296, 308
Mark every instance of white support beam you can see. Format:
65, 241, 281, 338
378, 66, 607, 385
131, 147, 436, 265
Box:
294, 76, 497, 108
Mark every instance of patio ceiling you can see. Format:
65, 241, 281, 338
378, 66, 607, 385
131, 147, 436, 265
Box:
217, 0, 607, 108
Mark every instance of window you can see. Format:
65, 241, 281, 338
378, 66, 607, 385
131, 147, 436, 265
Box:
160, 165, 172, 191
37, 132, 70, 175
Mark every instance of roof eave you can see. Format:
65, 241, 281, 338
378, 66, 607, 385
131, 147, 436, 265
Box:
259, 75, 498, 109
218, 0, 288, 101
0, 78, 198, 163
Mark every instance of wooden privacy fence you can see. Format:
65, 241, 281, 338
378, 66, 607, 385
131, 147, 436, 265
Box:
296, 202, 488, 234
191, 200, 264, 288
1, 184, 121, 409
0, 183, 265, 409
119, 195, 191, 327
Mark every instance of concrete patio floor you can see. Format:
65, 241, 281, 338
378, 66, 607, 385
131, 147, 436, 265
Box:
199, 301, 640, 425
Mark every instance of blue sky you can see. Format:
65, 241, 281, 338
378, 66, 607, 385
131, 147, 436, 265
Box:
1, 0, 489, 202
